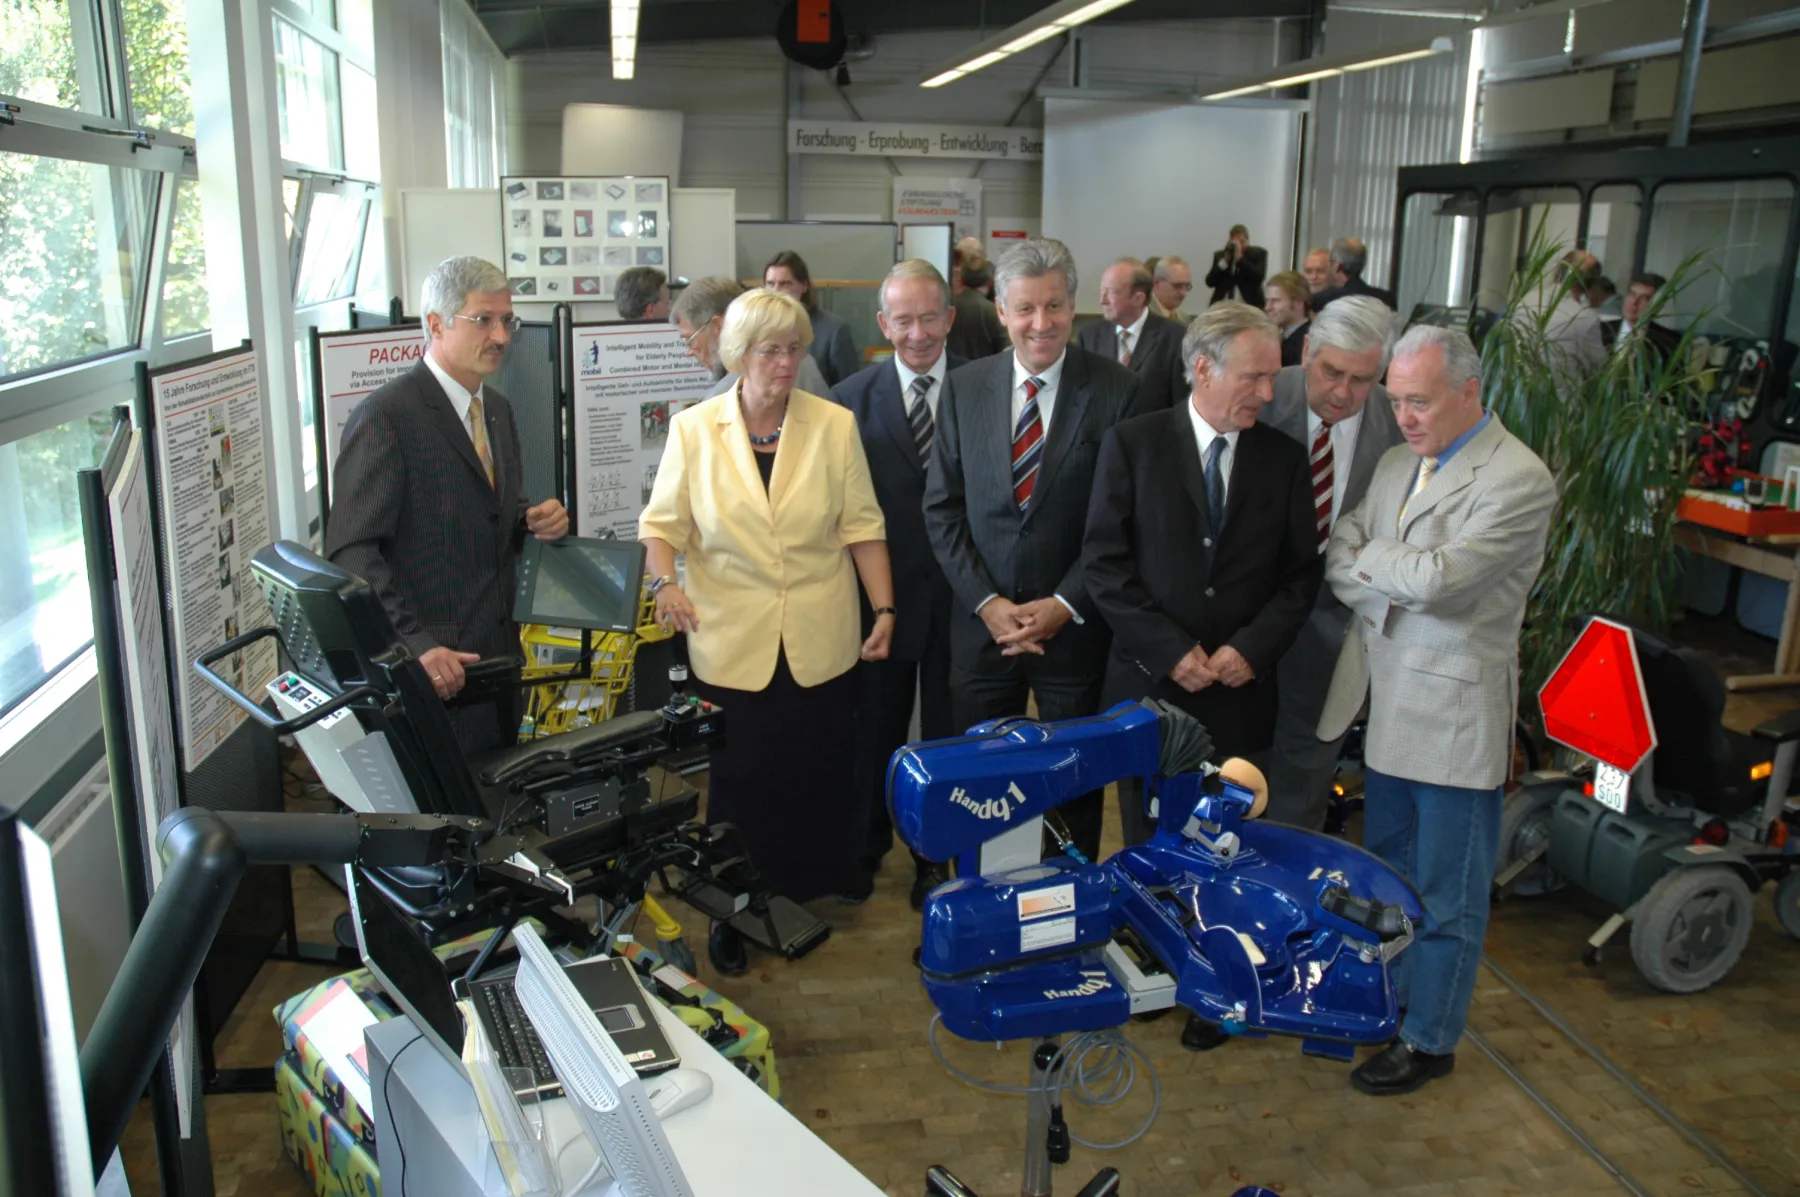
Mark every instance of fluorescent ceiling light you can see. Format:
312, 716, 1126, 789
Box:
920, 0, 1139, 88
611, 0, 639, 81
1201, 35, 1454, 100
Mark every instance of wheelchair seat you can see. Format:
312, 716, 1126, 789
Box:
1630, 624, 1765, 818
472, 709, 668, 787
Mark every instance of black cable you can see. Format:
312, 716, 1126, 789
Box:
383, 1031, 428, 1197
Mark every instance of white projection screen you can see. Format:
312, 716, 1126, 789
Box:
1042, 97, 1304, 313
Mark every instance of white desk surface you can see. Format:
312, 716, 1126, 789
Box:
370, 989, 884, 1196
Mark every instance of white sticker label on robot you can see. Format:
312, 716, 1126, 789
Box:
653, 965, 695, 990
1021, 916, 1078, 953
1018, 883, 1076, 922
1592, 761, 1630, 814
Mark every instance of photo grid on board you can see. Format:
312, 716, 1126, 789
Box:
501, 176, 671, 303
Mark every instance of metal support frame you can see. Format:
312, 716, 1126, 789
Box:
1667, 0, 1712, 148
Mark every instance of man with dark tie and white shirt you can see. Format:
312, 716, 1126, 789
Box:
1257, 296, 1404, 830
1075, 258, 1188, 411
831, 260, 965, 907
925, 238, 1142, 862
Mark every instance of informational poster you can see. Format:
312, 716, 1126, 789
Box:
894, 176, 982, 244
570, 322, 713, 538
105, 431, 196, 1138
500, 175, 671, 303
147, 348, 279, 772
316, 326, 425, 480
986, 218, 1040, 266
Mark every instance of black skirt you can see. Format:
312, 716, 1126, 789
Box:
692, 647, 859, 903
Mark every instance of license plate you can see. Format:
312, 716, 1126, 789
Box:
1592, 762, 1630, 814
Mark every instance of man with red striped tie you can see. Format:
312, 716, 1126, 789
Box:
924, 238, 1142, 862
1082, 302, 1323, 848
1257, 295, 1402, 830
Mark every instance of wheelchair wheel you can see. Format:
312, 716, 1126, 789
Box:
1775, 871, 1800, 941
1629, 866, 1754, 993
1496, 786, 1563, 896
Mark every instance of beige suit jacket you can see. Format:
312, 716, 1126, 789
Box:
1315, 414, 1556, 789
639, 388, 885, 691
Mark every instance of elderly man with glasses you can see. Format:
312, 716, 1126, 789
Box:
327, 255, 568, 753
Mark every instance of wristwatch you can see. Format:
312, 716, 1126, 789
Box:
873, 606, 897, 616
648, 575, 678, 597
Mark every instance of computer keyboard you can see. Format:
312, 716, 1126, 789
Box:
477, 978, 562, 1097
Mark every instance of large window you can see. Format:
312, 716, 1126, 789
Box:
0, 0, 79, 109
123, 0, 196, 134
274, 15, 341, 170
0, 150, 158, 378
161, 176, 211, 339
0, 410, 115, 719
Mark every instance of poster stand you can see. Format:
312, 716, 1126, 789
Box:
347, 296, 406, 328
132, 345, 349, 1099
310, 323, 429, 530
77, 409, 215, 1197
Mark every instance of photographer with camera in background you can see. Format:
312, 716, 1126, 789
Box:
1206, 224, 1268, 310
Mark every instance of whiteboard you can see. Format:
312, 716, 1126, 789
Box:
901, 223, 954, 281
736, 221, 898, 284
1042, 97, 1303, 312
397, 188, 503, 315
672, 187, 736, 281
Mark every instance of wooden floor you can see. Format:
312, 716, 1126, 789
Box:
118, 623, 1800, 1197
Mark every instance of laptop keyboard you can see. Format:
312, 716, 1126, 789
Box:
477, 979, 560, 1095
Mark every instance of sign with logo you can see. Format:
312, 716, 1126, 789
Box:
949, 780, 1030, 822
893, 177, 981, 244
1043, 969, 1113, 1000
789, 120, 1044, 162
570, 322, 714, 538
316, 327, 426, 486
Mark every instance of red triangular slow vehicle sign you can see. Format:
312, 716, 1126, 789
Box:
1538, 616, 1658, 774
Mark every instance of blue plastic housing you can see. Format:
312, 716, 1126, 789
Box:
918, 857, 1116, 978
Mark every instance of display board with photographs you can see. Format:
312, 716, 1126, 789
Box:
500, 175, 671, 303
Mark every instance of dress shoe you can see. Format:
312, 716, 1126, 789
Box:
1350, 1040, 1454, 1096
1180, 1013, 1231, 1052
707, 921, 748, 977
911, 862, 951, 912
837, 873, 874, 905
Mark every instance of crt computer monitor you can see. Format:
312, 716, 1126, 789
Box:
0, 809, 97, 1197
512, 924, 693, 1197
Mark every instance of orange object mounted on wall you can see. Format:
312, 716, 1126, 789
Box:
797, 0, 831, 42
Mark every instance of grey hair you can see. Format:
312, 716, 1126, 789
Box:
420, 256, 509, 334
1306, 295, 1395, 365
1181, 301, 1279, 384
669, 275, 744, 328
1152, 255, 1190, 282
613, 266, 667, 319
879, 259, 951, 316
1392, 323, 1482, 391
994, 238, 1078, 313
1329, 237, 1368, 280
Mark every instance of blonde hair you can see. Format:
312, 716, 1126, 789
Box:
717, 289, 813, 375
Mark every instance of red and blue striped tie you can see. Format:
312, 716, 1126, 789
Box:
1012, 376, 1045, 512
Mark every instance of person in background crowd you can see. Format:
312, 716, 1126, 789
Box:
924, 238, 1142, 864
1264, 269, 1312, 368
765, 250, 861, 387
1076, 257, 1188, 411
1083, 301, 1320, 1052
641, 289, 893, 971
673, 276, 830, 397
947, 250, 1010, 360
955, 235, 984, 265
1317, 324, 1555, 1097
1302, 247, 1333, 296
328, 256, 569, 754
1513, 249, 1605, 381
1150, 255, 1195, 323
1206, 224, 1268, 309
1617, 271, 1682, 360
1258, 297, 1402, 831
831, 260, 963, 910
1587, 275, 1620, 317
614, 266, 670, 320
1312, 237, 1397, 312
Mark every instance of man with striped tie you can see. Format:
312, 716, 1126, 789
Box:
925, 238, 1142, 862
1258, 296, 1403, 830
831, 260, 966, 906
1083, 302, 1321, 851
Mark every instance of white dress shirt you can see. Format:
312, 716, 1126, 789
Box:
1305, 406, 1364, 528
1010, 349, 1068, 435
1187, 404, 1240, 508
894, 350, 948, 421
1116, 309, 1149, 364
423, 349, 485, 445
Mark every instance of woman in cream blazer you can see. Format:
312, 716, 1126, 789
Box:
640, 289, 894, 966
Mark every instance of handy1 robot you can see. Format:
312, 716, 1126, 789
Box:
890, 699, 1427, 1196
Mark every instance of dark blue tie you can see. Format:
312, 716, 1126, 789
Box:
1204, 437, 1227, 538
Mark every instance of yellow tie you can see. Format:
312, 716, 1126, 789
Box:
468, 392, 496, 489
1399, 455, 1437, 529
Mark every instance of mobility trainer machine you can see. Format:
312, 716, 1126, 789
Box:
1496, 615, 1800, 991
889, 702, 1427, 1197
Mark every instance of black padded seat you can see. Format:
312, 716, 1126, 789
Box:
472, 709, 667, 787
1628, 622, 1766, 818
